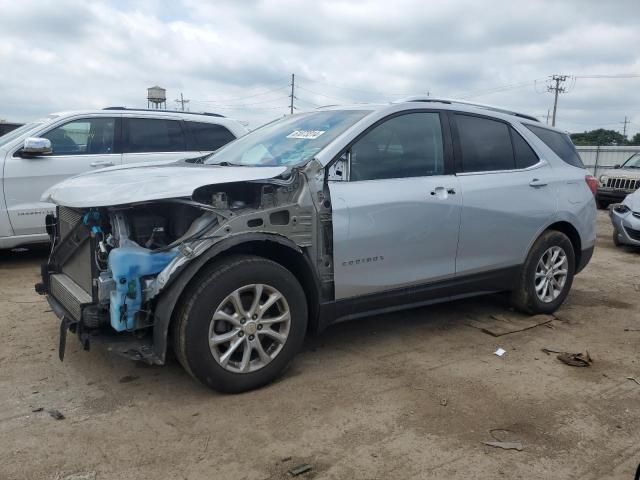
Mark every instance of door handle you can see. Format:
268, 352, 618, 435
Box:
529, 178, 548, 188
90, 161, 115, 167
430, 187, 456, 198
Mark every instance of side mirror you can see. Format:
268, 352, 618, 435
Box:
614, 164, 621, 169
21, 137, 52, 157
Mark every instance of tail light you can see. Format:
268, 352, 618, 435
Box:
585, 175, 598, 196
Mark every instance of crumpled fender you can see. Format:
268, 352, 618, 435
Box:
151, 232, 305, 364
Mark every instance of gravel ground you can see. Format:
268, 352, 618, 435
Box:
1, 211, 639, 480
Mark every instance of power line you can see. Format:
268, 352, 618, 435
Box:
192, 85, 289, 104
296, 85, 357, 103
547, 75, 568, 127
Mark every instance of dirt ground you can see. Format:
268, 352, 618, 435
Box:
1, 211, 639, 480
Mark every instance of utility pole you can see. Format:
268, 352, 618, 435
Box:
289, 73, 296, 114
547, 75, 568, 127
546, 109, 551, 125
175, 92, 190, 111
622, 116, 630, 138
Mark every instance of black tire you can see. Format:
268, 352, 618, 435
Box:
510, 230, 575, 315
596, 199, 610, 210
172, 255, 308, 393
612, 228, 622, 247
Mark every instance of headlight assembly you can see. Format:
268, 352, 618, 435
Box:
599, 175, 609, 186
613, 204, 630, 214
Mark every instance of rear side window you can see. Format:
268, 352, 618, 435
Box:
455, 114, 514, 172
125, 118, 186, 153
511, 128, 539, 169
187, 122, 236, 151
525, 125, 584, 168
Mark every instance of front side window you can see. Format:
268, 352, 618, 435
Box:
455, 114, 514, 172
204, 110, 370, 167
525, 124, 584, 168
126, 118, 185, 153
349, 112, 444, 181
188, 122, 236, 151
42, 118, 115, 155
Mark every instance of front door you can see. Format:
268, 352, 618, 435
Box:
329, 111, 461, 300
4, 116, 120, 236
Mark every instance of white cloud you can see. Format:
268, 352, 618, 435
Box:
0, 0, 639, 135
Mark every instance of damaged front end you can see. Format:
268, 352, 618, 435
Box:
37, 165, 333, 364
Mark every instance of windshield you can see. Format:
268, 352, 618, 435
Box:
204, 110, 370, 167
622, 153, 640, 168
0, 122, 42, 147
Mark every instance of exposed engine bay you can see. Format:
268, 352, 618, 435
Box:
38, 167, 334, 363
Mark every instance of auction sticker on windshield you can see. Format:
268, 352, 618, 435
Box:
286, 130, 326, 139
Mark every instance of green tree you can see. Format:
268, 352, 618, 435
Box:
629, 132, 640, 145
570, 129, 627, 146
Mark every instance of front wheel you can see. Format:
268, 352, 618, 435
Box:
510, 231, 575, 314
173, 255, 308, 393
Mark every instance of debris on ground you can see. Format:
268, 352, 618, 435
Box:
48, 409, 65, 420
556, 351, 592, 367
281, 456, 292, 463
288, 464, 313, 476
494, 348, 506, 357
482, 441, 523, 451
31, 407, 43, 412
627, 377, 640, 386
467, 313, 553, 336
624, 328, 640, 332
119, 375, 139, 383
541, 348, 563, 355
440, 398, 448, 406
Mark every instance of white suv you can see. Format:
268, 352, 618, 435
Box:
0, 108, 248, 249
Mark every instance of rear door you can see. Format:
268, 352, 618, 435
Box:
329, 111, 461, 299
451, 113, 557, 275
121, 117, 192, 165
4, 115, 120, 236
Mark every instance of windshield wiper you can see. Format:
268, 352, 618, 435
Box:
207, 161, 246, 167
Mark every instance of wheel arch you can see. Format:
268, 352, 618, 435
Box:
525, 220, 583, 274
151, 233, 321, 364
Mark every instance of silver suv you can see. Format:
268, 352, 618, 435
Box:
37, 98, 597, 393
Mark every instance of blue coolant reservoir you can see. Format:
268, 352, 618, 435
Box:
108, 246, 178, 332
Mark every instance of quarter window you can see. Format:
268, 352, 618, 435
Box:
511, 128, 539, 168
349, 112, 444, 181
455, 114, 514, 172
125, 118, 185, 153
43, 118, 115, 155
187, 122, 236, 151
525, 125, 584, 168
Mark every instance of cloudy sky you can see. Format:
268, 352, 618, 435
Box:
1, 0, 639, 135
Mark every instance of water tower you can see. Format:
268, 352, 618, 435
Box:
147, 86, 166, 109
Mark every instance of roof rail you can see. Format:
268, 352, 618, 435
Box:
396, 96, 540, 122
102, 107, 225, 118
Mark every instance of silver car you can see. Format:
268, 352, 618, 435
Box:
37, 98, 597, 392
610, 189, 640, 247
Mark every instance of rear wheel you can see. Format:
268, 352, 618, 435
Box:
173, 255, 308, 393
510, 231, 575, 314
